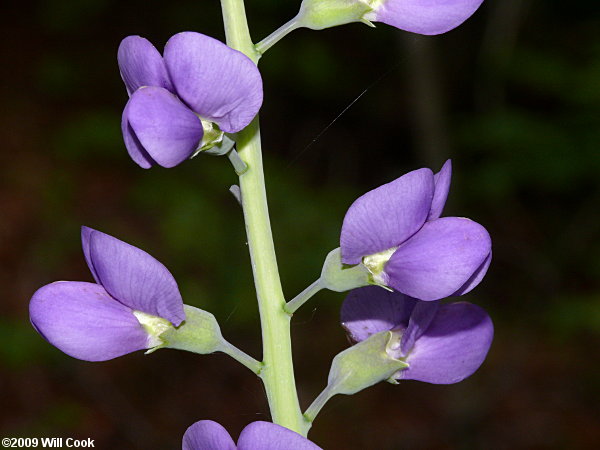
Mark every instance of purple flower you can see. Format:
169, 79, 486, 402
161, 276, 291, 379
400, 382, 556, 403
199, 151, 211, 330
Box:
118, 32, 263, 168
29, 227, 185, 361
182, 420, 321, 450
295, 0, 484, 36
366, 0, 485, 35
340, 160, 492, 301
341, 286, 493, 384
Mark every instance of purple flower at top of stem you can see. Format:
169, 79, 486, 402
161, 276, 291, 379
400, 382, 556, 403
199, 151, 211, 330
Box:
294, 0, 484, 36
340, 160, 492, 301
341, 286, 493, 384
182, 420, 321, 450
118, 32, 263, 168
29, 227, 185, 361
366, 0, 485, 35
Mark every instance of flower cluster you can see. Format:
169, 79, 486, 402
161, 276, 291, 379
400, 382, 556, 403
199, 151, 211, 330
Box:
119, 32, 263, 168
332, 161, 493, 388
28, 1, 494, 447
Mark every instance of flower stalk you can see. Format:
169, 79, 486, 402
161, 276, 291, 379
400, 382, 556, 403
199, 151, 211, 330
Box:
255, 18, 301, 56
220, 341, 264, 375
226, 148, 249, 175
303, 385, 334, 426
220, 0, 305, 434
285, 279, 323, 315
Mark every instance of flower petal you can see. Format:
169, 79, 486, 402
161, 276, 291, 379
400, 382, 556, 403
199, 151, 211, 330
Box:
398, 302, 493, 384
373, 0, 485, 36
385, 217, 491, 300
340, 286, 416, 343
117, 35, 174, 96
453, 251, 492, 296
125, 86, 203, 168
182, 420, 236, 450
164, 32, 263, 133
238, 422, 322, 450
87, 228, 185, 326
428, 159, 452, 220
340, 168, 434, 265
400, 300, 440, 356
121, 105, 155, 169
29, 281, 148, 361
81, 226, 100, 283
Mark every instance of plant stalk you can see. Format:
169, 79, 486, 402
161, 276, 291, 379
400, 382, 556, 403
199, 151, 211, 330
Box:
220, 0, 305, 434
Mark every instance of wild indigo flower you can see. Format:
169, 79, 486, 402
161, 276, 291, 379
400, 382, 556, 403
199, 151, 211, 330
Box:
29, 227, 185, 361
365, 0, 485, 35
182, 420, 321, 450
295, 0, 484, 35
340, 160, 492, 301
341, 286, 493, 384
118, 32, 263, 168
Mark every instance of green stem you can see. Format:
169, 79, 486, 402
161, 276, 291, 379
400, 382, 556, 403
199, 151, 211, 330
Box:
220, 0, 305, 434
220, 0, 259, 63
255, 17, 301, 56
284, 279, 323, 315
220, 341, 264, 374
303, 385, 336, 426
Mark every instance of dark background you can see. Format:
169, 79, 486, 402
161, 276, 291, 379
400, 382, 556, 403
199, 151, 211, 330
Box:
1, 0, 599, 448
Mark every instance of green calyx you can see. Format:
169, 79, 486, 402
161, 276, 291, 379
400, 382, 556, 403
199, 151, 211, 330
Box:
327, 330, 409, 396
320, 247, 370, 292
297, 0, 376, 30
158, 305, 226, 355
304, 330, 408, 426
